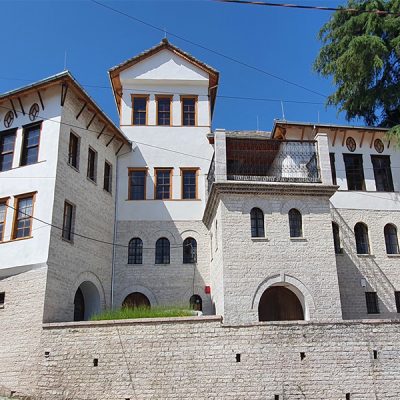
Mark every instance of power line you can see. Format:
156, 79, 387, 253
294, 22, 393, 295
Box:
0, 75, 325, 105
213, 0, 400, 16
89, 0, 326, 98
3, 202, 194, 251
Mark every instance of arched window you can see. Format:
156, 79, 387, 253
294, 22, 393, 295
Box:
384, 224, 399, 254
288, 208, 302, 238
155, 237, 170, 264
354, 223, 370, 254
183, 237, 197, 263
128, 238, 143, 264
332, 222, 342, 254
189, 294, 202, 311
250, 208, 264, 237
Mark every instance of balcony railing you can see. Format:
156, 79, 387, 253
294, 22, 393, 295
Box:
226, 139, 320, 183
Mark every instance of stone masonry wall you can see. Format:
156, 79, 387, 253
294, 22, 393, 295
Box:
114, 220, 212, 313
44, 89, 122, 323
34, 318, 400, 400
0, 267, 47, 397
216, 192, 343, 324
332, 207, 400, 319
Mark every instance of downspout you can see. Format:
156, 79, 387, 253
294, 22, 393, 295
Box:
111, 154, 119, 310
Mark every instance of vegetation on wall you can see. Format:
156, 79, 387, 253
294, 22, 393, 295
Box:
314, 0, 400, 142
90, 306, 195, 321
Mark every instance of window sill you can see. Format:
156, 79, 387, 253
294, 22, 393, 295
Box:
125, 199, 201, 202
290, 237, 307, 242
86, 177, 97, 185
0, 305, 4, 309
251, 237, 269, 242
357, 254, 375, 258
155, 263, 171, 266
8, 160, 47, 171
127, 263, 143, 266
61, 236, 74, 245
0, 236, 33, 244
67, 163, 80, 173
387, 254, 400, 258
103, 189, 112, 196
335, 252, 345, 256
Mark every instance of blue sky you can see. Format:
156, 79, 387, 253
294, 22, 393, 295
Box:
0, 0, 357, 131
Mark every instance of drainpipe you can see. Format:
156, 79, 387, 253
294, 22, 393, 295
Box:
110, 156, 119, 310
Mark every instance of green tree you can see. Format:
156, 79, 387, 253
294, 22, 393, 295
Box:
314, 0, 400, 137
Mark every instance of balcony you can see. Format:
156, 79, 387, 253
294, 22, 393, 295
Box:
207, 133, 324, 193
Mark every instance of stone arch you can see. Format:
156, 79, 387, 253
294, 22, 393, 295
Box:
153, 229, 179, 245
122, 292, 151, 308
251, 274, 315, 321
116, 285, 158, 308
73, 281, 101, 321
280, 199, 310, 215
71, 271, 106, 311
241, 198, 273, 215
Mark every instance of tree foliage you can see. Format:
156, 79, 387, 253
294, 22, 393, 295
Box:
314, 0, 400, 134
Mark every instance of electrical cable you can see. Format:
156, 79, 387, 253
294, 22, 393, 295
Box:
213, 0, 400, 16
89, 0, 326, 98
3, 202, 194, 250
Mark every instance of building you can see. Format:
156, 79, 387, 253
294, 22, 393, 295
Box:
1, 40, 400, 399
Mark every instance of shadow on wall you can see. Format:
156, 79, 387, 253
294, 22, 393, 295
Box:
332, 207, 394, 319
111, 147, 212, 317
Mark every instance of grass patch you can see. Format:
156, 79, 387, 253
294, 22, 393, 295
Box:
90, 305, 194, 321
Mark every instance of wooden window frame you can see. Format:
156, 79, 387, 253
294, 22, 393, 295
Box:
183, 237, 197, 264
0, 197, 9, 242
180, 96, 198, 127
87, 146, 97, 183
384, 223, 399, 255
131, 95, 149, 126
128, 237, 143, 264
128, 168, 148, 200
0, 129, 17, 172
155, 237, 170, 264
343, 154, 365, 191
62, 200, 75, 243
154, 168, 173, 200
20, 122, 42, 167
365, 292, 380, 314
180, 168, 199, 200
68, 131, 80, 170
354, 222, 370, 255
156, 95, 173, 126
251, 207, 265, 238
11, 192, 36, 240
371, 155, 394, 192
288, 208, 303, 238
103, 160, 112, 193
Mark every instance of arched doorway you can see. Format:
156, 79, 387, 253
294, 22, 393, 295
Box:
73, 281, 101, 321
122, 292, 151, 308
258, 286, 304, 321
189, 294, 202, 311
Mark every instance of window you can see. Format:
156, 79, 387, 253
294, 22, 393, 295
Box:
0, 292, 4, 308
128, 238, 143, 264
189, 294, 202, 311
182, 169, 197, 199
0, 199, 7, 241
288, 209, 302, 238
68, 132, 79, 169
62, 201, 74, 242
329, 153, 337, 185
132, 95, 148, 125
371, 155, 394, 192
395, 291, 400, 313
384, 224, 399, 254
155, 168, 172, 200
103, 161, 112, 193
365, 292, 379, 314
181, 96, 197, 126
251, 208, 265, 238
157, 96, 172, 126
0, 129, 16, 172
332, 222, 342, 254
354, 222, 370, 254
21, 123, 41, 166
183, 237, 197, 263
343, 154, 365, 191
128, 169, 147, 200
155, 237, 170, 264
87, 147, 97, 182
12, 194, 34, 239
